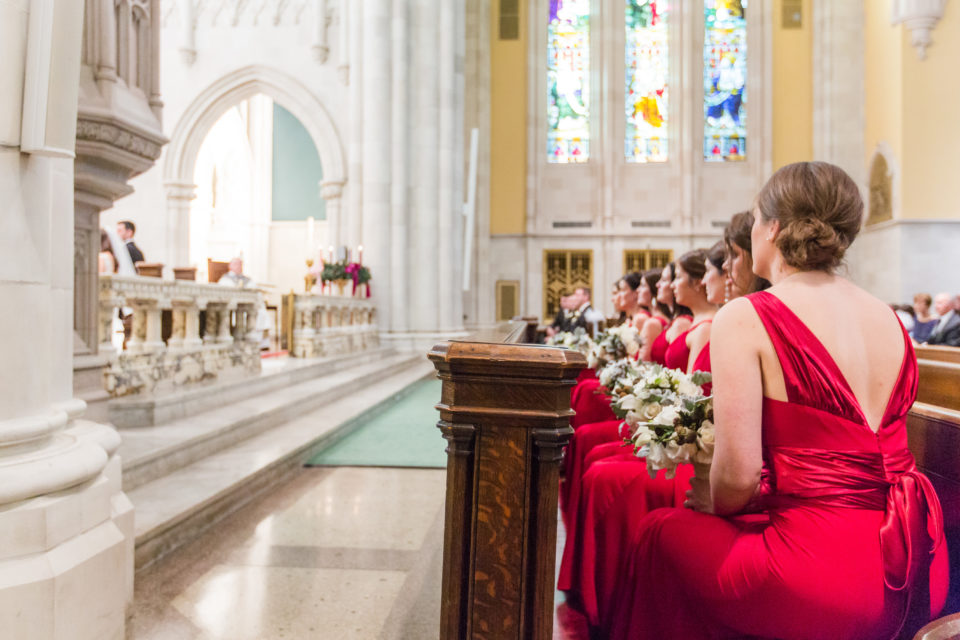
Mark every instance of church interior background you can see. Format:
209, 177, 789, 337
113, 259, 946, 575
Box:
1, 0, 959, 638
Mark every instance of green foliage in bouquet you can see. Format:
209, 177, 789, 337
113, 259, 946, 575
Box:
321, 261, 347, 282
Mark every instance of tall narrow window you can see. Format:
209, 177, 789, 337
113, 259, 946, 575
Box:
703, 0, 747, 162
547, 0, 590, 163
625, 0, 668, 163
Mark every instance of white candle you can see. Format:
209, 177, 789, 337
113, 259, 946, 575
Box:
357, 245, 363, 265
328, 245, 334, 262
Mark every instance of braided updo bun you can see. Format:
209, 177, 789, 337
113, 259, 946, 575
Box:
757, 162, 862, 272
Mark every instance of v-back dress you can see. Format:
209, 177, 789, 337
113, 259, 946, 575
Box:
605, 291, 948, 640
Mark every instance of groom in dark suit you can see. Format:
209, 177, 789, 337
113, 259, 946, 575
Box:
117, 220, 144, 263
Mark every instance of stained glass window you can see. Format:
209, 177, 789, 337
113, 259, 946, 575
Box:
703, 0, 747, 162
625, 0, 668, 163
548, 0, 590, 163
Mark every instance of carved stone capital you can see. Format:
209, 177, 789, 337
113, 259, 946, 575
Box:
320, 179, 346, 200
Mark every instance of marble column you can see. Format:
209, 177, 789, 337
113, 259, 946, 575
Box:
437, 0, 466, 333
165, 182, 196, 270
321, 180, 346, 254
346, 0, 364, 250
409, 0, 440, 334
0, 152, 131, 638
389, 0, 410, 333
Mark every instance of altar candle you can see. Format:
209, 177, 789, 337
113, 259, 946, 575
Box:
357, 245, 363, 265
328, 245, 334, 262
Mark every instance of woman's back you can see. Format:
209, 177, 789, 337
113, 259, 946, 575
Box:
751, 273, 905, 432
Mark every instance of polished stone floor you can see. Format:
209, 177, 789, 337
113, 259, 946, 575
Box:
130, 467, 446, 640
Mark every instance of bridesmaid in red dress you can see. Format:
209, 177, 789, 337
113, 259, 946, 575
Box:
606, 162, 948, 640
560, 262, 692, 531
569, 272, 648, 429
559, 244, 726, 621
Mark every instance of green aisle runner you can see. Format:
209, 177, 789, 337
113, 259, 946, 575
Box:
305, 377, 447, 469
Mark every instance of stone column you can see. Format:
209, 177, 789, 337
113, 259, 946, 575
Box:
0, 105, 131, 640
362, 0, 393, 330
346, 0, 364, 249
321, 180, 345, 250
410, 0, 441, 334
437, 0, 465, 333
390, 0, 410, 333
165, 182, 197, 270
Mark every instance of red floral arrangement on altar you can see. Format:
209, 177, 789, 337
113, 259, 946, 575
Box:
345, 262, 372, 297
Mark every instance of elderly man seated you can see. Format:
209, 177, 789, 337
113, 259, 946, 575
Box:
218, 257, 254, 288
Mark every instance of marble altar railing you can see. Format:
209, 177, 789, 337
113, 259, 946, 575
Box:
283, 293, 379, 358
99, 275, 263, 397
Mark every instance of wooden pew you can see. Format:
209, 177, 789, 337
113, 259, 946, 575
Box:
916, 344, 960, 366
909, 358, 960, 635
429, 320, 586, 640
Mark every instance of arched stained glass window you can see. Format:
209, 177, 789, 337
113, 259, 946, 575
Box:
547, 0, 590, 164
703, 0, 747, 162
625, 0, 668, 163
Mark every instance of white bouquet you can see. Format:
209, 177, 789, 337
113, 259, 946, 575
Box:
586, 325, 641, 370
547, 327, 594, 355
625, 368, 714, 479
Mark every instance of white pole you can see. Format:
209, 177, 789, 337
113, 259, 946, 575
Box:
462, 127, 478, 291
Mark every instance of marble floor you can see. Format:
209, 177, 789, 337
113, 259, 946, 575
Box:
130, 466, 446, 640
130, 463, 587, 640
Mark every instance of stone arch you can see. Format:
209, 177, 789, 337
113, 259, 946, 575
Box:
866, 143, 899, 226
163, 65, 346, 267
165, 64, 344, 186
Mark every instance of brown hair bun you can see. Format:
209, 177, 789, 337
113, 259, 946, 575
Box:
757, 161, 862, 271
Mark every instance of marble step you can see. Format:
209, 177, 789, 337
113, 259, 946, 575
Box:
109, 346, 399, 427
119, 351, 424, 492
130, 357, 437, 571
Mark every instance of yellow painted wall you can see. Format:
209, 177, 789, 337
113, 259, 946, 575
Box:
863, 0, 903, 177
900, 1, 960, 219
771, 0, 813, 169
490, 0, 527, 235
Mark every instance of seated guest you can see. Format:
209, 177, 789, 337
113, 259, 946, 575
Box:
636, 269, 671, 362
893, 303, 916, 333
218, 258, 254, 288
604, 161, 947, 640
573, 287, 605, 337
545, 294, 575, 339
911, 292, 937, 342
925, 292, 960, 346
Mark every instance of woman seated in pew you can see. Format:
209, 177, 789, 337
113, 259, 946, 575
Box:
561, 261, 688, 519
604, 162, 947, 640
636, 268, 674, 363
558, 243, 725, 621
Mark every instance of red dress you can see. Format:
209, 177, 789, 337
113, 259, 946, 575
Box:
559, 342, 713, 624
559, 320, 708, 555
605, 291, 948, 640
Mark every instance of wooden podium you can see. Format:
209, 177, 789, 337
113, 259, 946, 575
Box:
428, 323, 586, 640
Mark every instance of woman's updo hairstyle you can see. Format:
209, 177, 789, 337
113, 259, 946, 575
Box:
676, 249, 708, 282
642, 268, 671, 318
757, 161, 862, 272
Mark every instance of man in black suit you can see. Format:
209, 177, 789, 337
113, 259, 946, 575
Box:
546, 287, 603, 338
926, 294, 960, 347
116, 220, 144, 263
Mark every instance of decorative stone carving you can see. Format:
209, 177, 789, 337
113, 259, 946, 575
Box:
891, 0, 948, 60
867, 153, 894, 226
76, 118, 164, 161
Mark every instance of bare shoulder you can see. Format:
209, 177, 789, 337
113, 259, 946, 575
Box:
712, 297, 767, 351
642, 316, 662, 331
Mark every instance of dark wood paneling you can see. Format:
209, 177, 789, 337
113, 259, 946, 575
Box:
430, 321, 586, 640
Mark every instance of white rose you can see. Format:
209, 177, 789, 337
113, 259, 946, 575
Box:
640, 401, 663, 420
632, 426, 655, 450
695, 423, 716, 464
619, 395, 638, 411
623, 410, 640, 429
653, 405, 680, 426
645, 442, 668, 477
677, 378, 703, 398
